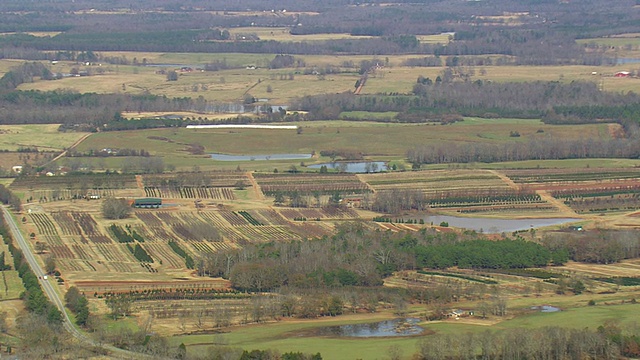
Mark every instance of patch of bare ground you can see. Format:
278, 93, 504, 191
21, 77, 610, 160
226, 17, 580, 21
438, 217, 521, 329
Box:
609, 123, 626, 139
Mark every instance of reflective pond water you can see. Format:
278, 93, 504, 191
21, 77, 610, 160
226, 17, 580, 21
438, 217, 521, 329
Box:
314, 318, 424, 337
422, 215, 580, 233
531, 305, 561, 312
308, 161, 387, 173
210, 153, 312, 161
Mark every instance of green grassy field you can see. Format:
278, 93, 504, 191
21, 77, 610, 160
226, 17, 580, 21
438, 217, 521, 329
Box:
71, 119, 612, 171
16, 52, 639, 104
0, 271, 24, 300
0, 124, 88, 152
171, 301, 640, 359
173, 314, 421, 360
0, 242, 25, 300
18, 65, 359, 104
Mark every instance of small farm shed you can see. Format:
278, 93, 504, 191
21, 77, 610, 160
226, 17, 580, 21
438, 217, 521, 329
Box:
133, 198, 162, 208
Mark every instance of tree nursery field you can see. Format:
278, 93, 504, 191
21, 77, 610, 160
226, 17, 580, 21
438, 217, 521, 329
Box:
2, 0, 640, 358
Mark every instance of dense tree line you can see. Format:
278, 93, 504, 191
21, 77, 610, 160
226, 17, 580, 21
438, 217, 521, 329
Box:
416, 326, 620, 360
0, 88, 305, 129
543, 230, 640, 264
406, 137, 640, 165
0, 0, 635, 65
198, 224, 570, 292
293, 80, 640, 122
0, 184, 21, 211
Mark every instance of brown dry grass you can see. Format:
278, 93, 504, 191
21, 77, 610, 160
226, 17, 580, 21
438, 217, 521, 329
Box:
121, 111, 251, 120
554, 259, 640, 278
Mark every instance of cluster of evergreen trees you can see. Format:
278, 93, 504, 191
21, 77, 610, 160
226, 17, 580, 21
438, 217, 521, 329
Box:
64, 286, 89, 326
0, 184, 21, 211
413, 239, 566, 269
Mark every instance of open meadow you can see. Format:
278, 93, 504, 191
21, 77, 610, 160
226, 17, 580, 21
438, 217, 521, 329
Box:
69, 119, 614, 172
0, 124, 89, 152
11, 52, 640, 105
17, 64, 359, 104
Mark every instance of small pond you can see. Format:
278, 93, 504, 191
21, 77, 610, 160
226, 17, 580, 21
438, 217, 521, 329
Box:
617, 58, 640, 65
531, 305, 561, 313
210, 153, 312, 161
308, 161, 387, 173
315, 318, 424, 338
422, 215, 580, 234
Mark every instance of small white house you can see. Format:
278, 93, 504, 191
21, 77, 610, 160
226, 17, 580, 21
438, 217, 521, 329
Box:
11, 165, 23, 173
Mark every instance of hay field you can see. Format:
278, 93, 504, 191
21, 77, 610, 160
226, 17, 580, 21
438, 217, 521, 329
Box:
71, 119, 612, 171
18, 52, 639, 102
0, 124, 89, 152
17, 66, 358, 103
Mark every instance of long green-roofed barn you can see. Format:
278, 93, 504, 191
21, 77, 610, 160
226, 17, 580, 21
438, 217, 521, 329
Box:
133, 198, 162, 208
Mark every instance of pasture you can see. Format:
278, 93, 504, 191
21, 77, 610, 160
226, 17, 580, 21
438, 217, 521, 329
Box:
17, 65, 359, 104
0, 124, 88, 152
13, 52, 640, 104
70, 119, 613, 171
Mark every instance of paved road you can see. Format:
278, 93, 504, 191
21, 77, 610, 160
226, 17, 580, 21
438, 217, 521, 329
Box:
1, 206, 150, 359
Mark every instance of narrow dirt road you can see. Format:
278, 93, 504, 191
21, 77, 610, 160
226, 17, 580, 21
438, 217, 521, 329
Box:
488, 169, 519, 190
246, 171, 265, 200
489, 170, 578, 216
537, 189, 579, 216
44, 132, 92, 167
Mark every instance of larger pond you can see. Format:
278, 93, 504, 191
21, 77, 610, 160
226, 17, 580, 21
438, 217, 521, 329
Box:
314, 318, 424, 338
422, 215, 580, 233
210, 153, 312, 161
308, 161, 387, 173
